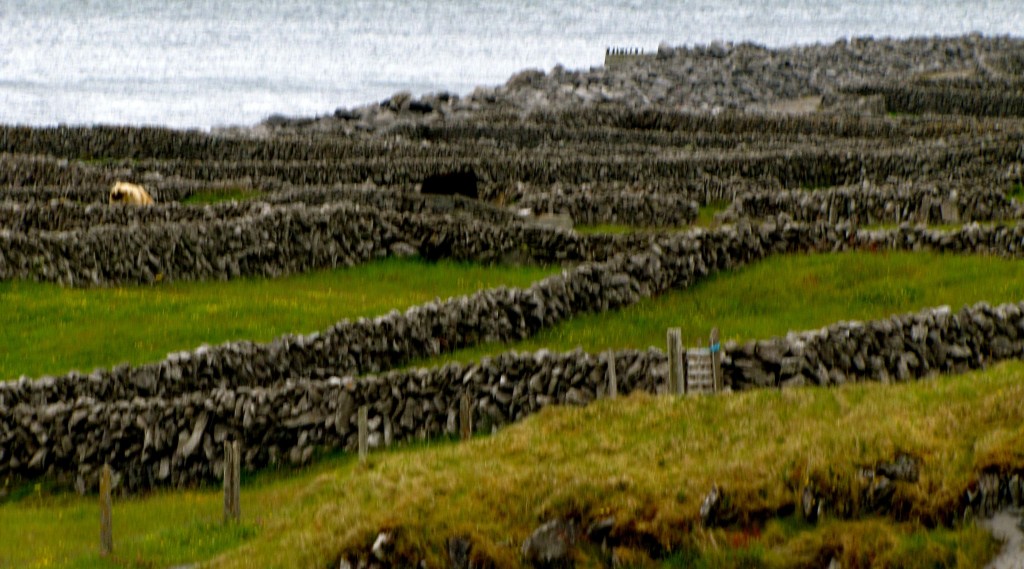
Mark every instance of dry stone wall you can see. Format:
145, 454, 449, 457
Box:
723, 302, 1024, 389
0, 349, 664, 492
517, 190, 698, 227
718, 184, 1020, 225
0, 187, 521, 232
4, 111, 1022, 193
4, 298, 1024, 494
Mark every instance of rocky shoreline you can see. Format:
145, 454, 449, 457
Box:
254, 34, 1024, 134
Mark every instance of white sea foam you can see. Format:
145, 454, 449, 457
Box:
2, 0, 1022, 129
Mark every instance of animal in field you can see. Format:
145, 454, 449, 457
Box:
420, 169, 478, 200
109, 181, 154, 206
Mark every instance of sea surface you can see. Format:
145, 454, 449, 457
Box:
2, 0, 1022, 130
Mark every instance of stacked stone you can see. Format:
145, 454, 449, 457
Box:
718, 184, 1018, 225
723, 301, 1024, 389
2, 110, 1021, 193
4, 298, 1024, 493
517, 190, 699, 227
0, 348, 664, 493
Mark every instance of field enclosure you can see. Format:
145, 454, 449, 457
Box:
3, 34, 1024, 568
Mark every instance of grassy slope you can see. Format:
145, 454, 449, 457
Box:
0, 258, 557, 381
421, 250, 1024, 366
2, 362, 1018, 568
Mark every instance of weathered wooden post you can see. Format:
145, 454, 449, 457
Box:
460, 391, 473, 441
99, 464, 113, 556
605, 350, 618, 400
358, 406, 369, 465
668, 328, 684, 395
223, 441, 241, 524
710, 327, 722, 392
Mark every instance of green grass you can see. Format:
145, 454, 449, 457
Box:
574, 223, 648, 235
697, 200, 730, 226
181, 187, 265, 205
0, 258, 557, 380
3, 250, 1021, 567
419, 250, 1024, 366
1008, 182, 1024, 202
4, 360, 1018, 568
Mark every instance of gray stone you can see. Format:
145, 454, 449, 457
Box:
447, 536, 473, 569
700, 485, 721, 527
522, 519, 577, 568
179, 411, 209, 459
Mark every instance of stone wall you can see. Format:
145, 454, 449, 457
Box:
847, 83, 1024, 118
8, 190, 1024, 289
0, 348, 665, 492
723, 302, 1023, 389
0, 186, 521, 232
4, 299, 1023, 494
717, 184, 1019, 225
4, 107, 1022, 194
517, 190, 698, 227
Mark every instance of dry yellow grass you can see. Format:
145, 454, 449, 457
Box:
195, 361, 1020, 568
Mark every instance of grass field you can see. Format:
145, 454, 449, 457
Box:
0, 258, 557, 380
3, 250, 1023, 567
7, 251, 1023, 382
421, 250, 1024, 367
2, 360, 1018, 568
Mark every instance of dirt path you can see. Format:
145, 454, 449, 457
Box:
982, 509, 1024, 569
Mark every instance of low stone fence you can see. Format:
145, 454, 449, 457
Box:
3, 121, 1020, 194
717, 184, 1019, 225
517, 190, 698, 227
0, 221, 788, 396
0, 348, 664, 492
6, 215, 1024, 402
261, 185, 524, 227
846, 83, 1024, 118
8, 188, 1024, 290
10, 215, 1024, 492
3, 299, 1022, 493
0, 201, 414, 286
723, 301, 1022, 389
0, 187, 521, 233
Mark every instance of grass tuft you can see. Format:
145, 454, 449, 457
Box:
181, 187, 264, 204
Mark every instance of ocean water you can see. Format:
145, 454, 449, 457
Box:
2, 0, 1022, 130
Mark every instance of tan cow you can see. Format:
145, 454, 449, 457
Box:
109, 181, 154, 206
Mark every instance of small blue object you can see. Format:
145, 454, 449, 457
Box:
710, 342, 720, 354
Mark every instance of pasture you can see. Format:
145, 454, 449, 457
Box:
4, 36, 1024, 566
2, 249, 1022, 567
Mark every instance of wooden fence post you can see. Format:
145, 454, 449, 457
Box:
223, 441, 241, 524
668, 328, 684, 395
460, 392, 473, 441
358, 406, 369, 465
99, 464, 113, 556
605, 350, 618, 399
710, 327, 722, 392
